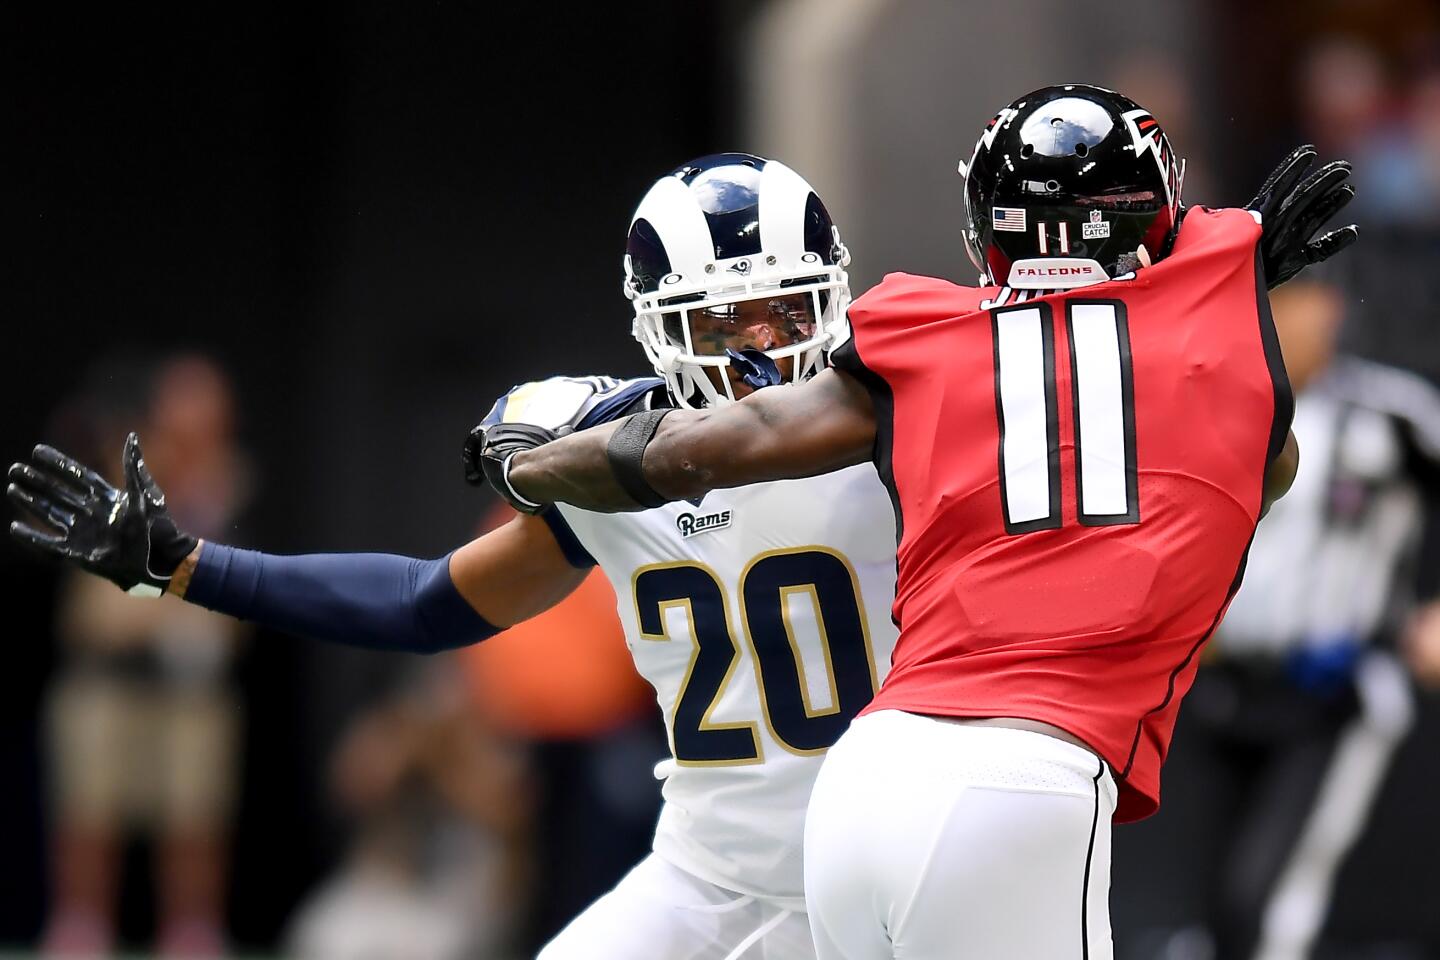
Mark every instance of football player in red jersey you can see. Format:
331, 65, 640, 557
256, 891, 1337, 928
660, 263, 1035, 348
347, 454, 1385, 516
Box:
481, 85, 1356, 958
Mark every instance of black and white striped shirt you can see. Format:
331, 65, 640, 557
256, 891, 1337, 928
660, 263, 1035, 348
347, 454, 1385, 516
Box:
1218, 355, 1440, 657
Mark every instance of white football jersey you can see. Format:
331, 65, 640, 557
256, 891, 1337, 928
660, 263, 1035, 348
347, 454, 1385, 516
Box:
485, 375, 899, 907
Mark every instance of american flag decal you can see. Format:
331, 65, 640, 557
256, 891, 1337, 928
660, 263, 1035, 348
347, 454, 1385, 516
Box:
993, 206, 1026, 232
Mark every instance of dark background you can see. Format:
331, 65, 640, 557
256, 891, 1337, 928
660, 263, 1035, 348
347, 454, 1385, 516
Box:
5, 1, 1440, 955
3, 2, 745, 948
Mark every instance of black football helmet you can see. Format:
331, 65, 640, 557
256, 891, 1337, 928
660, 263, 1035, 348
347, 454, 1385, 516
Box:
960, 84, 1185, 289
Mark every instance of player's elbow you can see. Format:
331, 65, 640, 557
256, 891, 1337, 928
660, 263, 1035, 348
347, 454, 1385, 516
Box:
645, 412, 749, 498
407, 557, 501, 653
647, 446, 719, 500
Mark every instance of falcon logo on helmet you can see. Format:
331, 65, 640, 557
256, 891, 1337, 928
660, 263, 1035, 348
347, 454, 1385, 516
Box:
977, 106, 1019, 154
623, 153, 852, 409
1121, 108, 1185, 219
959, 84, 1186, 291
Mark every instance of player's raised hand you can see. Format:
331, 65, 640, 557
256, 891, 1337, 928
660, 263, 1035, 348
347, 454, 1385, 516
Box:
462, 421, 566, 514
7, 432, 198, 597
1247, 144, 1359, 289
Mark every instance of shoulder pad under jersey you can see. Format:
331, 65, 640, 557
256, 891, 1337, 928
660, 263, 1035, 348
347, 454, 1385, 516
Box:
481, 375, 669, 432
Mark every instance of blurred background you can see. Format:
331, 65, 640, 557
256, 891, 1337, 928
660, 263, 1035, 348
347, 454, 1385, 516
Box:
4, 0, 1440, 957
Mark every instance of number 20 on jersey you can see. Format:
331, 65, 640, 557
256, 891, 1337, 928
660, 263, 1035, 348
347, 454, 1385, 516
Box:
633, 548, 879, 765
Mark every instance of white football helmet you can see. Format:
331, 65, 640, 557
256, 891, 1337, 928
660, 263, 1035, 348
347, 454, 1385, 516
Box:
624, 153, 852, 408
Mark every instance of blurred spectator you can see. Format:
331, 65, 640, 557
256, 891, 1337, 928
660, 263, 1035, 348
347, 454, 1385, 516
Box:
1297, 35, 1440, 225
1114, 279, 1440, 959
285, 662, 531, 960
459, 505, 665, 952
41, 356, 248, 959
1407, 65, 1440, 213
287, 503, 661, 959
460, 543, 652, 743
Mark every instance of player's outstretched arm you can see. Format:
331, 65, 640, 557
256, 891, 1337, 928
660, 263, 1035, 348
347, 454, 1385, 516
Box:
501, 368, 877, 513
9, 434, 587, 652
447, 514, 588, 625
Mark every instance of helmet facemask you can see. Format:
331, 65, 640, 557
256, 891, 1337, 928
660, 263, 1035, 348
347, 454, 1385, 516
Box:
623, 153, 853, 409
629, 245, 851, 408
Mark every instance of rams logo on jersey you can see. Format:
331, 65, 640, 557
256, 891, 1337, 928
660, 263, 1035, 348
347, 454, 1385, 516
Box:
676, 510, 732, 538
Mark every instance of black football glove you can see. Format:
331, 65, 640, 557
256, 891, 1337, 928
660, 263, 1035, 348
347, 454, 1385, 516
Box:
1247, 144, 1359, 289
462, 421, 567, 515
7, 432, 197, 597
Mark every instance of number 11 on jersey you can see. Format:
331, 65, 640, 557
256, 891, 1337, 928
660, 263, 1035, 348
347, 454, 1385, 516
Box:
992, 298, 1139, 533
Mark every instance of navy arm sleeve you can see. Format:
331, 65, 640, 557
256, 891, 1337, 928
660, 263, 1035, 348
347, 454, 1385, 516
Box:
186, 543, 498, 653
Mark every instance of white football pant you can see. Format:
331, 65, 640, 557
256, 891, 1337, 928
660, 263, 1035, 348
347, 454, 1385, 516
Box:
804, 711, 1117, 959
537, 853, 816, 960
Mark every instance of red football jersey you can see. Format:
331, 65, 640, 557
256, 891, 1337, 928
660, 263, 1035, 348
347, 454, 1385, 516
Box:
833, 208, 1291, 821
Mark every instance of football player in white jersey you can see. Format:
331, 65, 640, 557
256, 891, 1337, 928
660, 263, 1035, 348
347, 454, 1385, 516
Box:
8, 153, 900, 960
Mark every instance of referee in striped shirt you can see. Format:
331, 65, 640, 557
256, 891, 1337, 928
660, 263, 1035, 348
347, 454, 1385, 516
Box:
1115, 278, 1440, 960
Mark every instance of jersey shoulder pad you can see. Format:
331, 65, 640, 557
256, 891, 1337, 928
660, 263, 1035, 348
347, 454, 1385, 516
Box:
833, 274, 977, 376
1168, 206, 1262, 264
849, 273, 979, 336
482, 375, 668, 431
